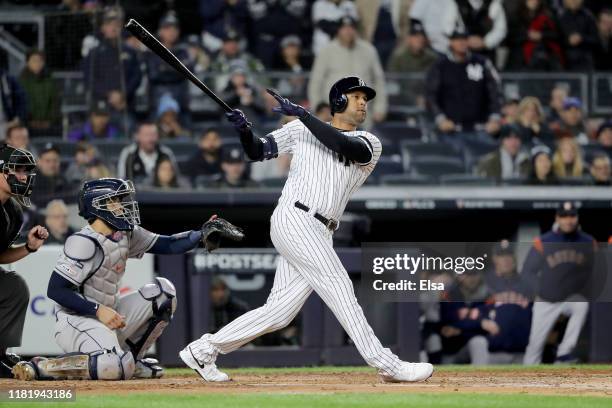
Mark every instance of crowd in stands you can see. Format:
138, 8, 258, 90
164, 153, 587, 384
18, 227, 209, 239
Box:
0, 0, 610, 213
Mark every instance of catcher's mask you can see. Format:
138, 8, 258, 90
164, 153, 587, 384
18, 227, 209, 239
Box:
0, 144, 37, 207
78, 178, 141, 231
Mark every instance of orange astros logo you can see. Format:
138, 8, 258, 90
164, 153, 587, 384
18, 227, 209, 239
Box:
546, 250, 585, 268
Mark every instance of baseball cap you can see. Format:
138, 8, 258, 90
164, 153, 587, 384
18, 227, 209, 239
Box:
492, 240, 515, 256
222, 147, 244, 163
530, 144, 551, 160
280, 35, 301, 48
156, 93, 180, 117
499, 124, 520, 139
223, 30, 241, 42
562, 97, 582, 110
448, 26, 469, 39
40, 142, 60, 156
103, 7, 121, 22
339, 16, 358, 27
91, 99, 110, 116
557, 201, 578, 217
159, 12, 179, 28
409, 20, 426, 36
596, 120, 612, 138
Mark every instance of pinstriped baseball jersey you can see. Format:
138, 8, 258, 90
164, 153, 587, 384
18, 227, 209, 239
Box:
269, 119, 382, 220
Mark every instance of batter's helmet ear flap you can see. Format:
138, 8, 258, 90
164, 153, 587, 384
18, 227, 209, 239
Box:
329, 84, 348, 115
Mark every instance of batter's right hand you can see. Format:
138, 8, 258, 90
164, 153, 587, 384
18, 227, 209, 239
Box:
97, 305, 126, 330
225, 109, 252, 132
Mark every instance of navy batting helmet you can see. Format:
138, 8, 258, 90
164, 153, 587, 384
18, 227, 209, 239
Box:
329, 76, 376, 115
0, 144, 37, 207
78, 178, 140, 231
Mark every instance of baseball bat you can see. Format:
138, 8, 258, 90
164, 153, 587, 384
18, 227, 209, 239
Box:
124, 19, 232, 113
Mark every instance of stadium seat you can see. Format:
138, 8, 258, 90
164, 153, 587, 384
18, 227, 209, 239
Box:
581, 143, 609, 164
165, 141, 198, 158
374, 122, 423, 143
410, 156, 466, 178
559, 176, 592, 186
368, 157, 403, 184
380, 174, 435, 185
260, 177, 287, 187
401, 141, 463, 171
500, 177, 527, 186
439, 174, 496, 186
91, 140, 129, 158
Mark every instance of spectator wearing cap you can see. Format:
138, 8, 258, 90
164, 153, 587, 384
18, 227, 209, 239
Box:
29, 144, 76, 208
183, 128, 223, 182
199, 0, 249, 54
546, 85, 569, 126
552, 97, 589, 144
210, 147, 260, 188
506, 0, 563, 70
117, 122, 177, 185
143, 157, 191, 190
500, 89, 520, 125
480, 240, 532, 364
210, 30, 265, 92
438, 269, 490, 365
309, 16, 388, 125
589, 153, 611, 186
209, 276, 250, 334
247, 0, 306, 68
312, 0, 359, 55
450, 0, 507, 58
425, 26, 502, 146
81, 7, 142, 105
106, 89, 136, 136
0, 67, 27, 139
476, 124, 530, 182
522, 202, 595, 364
221, 65, 266, 121
596, 120, 612, 149
145, 12, 192, 118
156, 93, 190, 139
387, 20, 438, 73
409, 0, 458, 54
65, 142, 97, 183
594, 8, 612, 70
273, 36, 308, 100
185, 35, 211, 75
355, 0, 413, 66
18, 49, 61, 137
514, 96, 554, 146
552, 137, 585, 180
43, 199, 75, 245
67, 100, 121, 142
4, 124, 37, 156
527, 145, 558, 185
559, 0, 598, 71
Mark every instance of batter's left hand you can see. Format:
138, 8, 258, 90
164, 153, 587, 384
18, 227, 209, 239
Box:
27, 225, 48, 250
266, 89, 308, 119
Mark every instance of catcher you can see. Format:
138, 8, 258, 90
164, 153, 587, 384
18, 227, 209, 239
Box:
12, 177, 243, 381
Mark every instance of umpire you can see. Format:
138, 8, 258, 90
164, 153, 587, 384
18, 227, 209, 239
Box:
0, 144, 49, 377
521, 202, 595, 364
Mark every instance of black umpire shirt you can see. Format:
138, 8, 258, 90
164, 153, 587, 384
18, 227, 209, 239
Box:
0, 198, 23, 254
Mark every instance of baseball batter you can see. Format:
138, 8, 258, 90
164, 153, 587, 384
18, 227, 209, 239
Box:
12, 178, 242, 381
180, 76, 434, 382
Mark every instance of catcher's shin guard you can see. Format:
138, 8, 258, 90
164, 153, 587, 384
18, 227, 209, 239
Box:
13, 350, 135, 381
127, 277, 177, 360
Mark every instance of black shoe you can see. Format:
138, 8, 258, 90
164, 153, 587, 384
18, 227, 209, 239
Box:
2, 353, 21, 368
0, 361, 13, 378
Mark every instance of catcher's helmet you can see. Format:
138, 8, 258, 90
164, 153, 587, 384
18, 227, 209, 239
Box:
78, 178, 140, 231
0, 144, 37, 207
329, 76, 376, 115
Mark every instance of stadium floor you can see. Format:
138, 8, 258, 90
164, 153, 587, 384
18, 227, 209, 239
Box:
1, 365, 612, 407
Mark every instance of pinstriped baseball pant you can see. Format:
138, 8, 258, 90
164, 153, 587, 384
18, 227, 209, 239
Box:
207, 204, 402, 375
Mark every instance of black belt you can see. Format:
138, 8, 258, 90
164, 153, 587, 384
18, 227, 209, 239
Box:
294, 201, 338, 231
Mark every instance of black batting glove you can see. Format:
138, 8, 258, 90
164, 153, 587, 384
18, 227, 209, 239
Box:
225, 109, 252, 132
266, 88, 309, 119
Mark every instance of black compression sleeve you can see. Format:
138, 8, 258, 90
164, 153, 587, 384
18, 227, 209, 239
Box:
300, 114, 373, 164
47, 272, 98, 316
238, 128, 264, 161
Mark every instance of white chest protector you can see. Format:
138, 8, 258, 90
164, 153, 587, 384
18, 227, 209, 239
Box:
54, 225, 158, 310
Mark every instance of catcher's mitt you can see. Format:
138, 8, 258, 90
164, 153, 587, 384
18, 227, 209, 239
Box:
201, 218, 244, 252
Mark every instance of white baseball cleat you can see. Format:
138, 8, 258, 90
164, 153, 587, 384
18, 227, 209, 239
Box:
379, 362, 434, 383
179, 341, 229, 382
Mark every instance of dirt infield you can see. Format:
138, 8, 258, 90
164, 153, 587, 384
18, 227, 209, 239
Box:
2, 367, 612, 397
